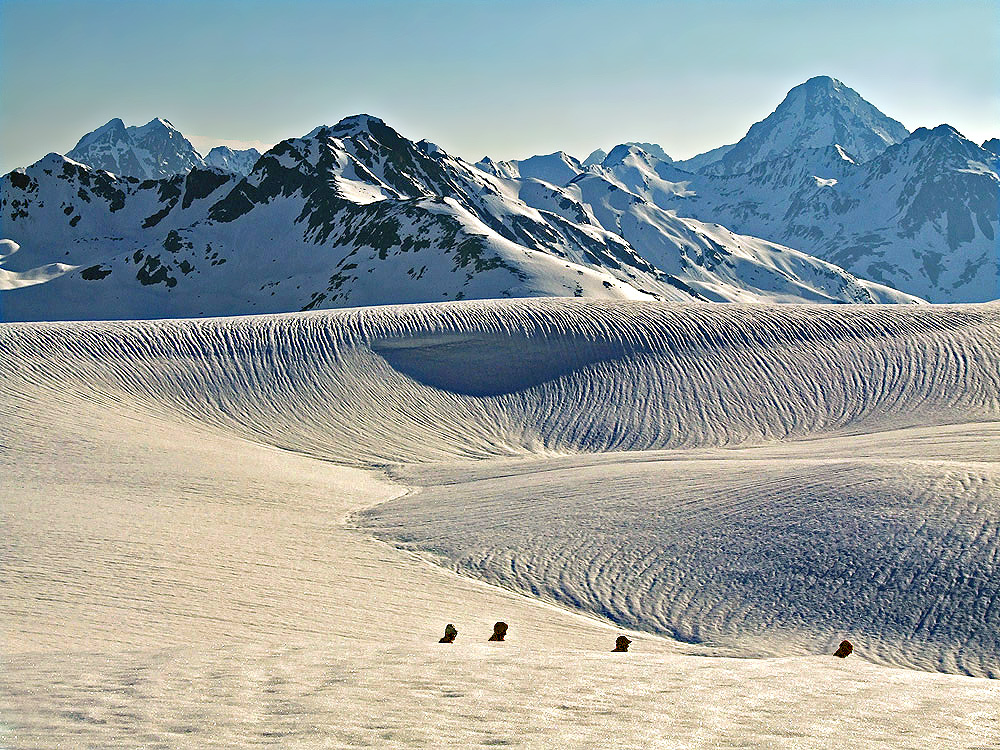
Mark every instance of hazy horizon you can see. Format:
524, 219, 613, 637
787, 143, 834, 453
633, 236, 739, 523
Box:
1, 0, 997, 173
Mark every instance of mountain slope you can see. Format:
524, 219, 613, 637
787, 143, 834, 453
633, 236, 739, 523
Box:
517, 167, 914, 303
5, 300, 999, 746
0, 125, 654, 320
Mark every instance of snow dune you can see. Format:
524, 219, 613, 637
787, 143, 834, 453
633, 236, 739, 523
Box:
3, 298, 999, 745
2, 299, 996, 464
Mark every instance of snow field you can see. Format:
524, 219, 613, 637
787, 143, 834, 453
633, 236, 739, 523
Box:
368, 422, 1000, 677
2, 298, 999, 747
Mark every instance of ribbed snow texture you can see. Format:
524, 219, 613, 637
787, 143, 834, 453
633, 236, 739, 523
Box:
366, 429, 1000, 677
2, 299, 996, 465
3, 299, 998, 678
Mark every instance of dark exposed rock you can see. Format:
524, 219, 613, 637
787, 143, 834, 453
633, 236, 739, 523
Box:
834, 640, 853, 658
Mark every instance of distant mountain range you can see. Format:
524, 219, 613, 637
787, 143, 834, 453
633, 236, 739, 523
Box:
571, 77, 998, 303
65, 117, 261, 180
1, 76, 996, 320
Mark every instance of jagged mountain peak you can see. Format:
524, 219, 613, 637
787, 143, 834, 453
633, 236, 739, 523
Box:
3, 108, 926, 321
523, 150, 582, 168
306, 114, 388, 140
886, 124, 991, 164
866, 125, 998, 188
305, 115, 425, 165
783, 76, 871, 109
625, 142, 671, 163
699, 76, 909, 175
40, 151, 87, 169
603, 143, 659, 167
908, 123, 965, 141
416, 139, 444, 156
66, 117, 204, 179
334, 113, 387, 131
76, 118, 127, 143
798, 75, 844, 92
135, 117, 174, 132
495, 151, 584, 186
637, 112, 997, 302
304, 114, 395, 141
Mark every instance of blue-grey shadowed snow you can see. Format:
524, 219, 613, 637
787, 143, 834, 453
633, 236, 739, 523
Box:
366, 434, 1000, 677
371, 333, 633, 397
2, 299, 996, 464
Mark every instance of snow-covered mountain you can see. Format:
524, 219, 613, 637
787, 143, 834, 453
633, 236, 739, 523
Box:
591, 127, 998, 302
66, 118, 206, 179
65, 118, 263, 179
673, 142, 736, 172
983, 138, 1000, 170
204, 146, 261, 176
582, 148, 608, 167
0, 115, 918, 321
476, 150, 585, 185
694, 76, 910, 176
540, 77, 998, 302
584, 142, 671, 167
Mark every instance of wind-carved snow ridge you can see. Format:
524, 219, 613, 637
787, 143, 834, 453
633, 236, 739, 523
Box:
3, 299, 998, 677
2, 300, 996, 463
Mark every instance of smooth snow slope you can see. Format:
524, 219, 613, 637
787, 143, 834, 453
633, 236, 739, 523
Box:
3, 299, 999, 746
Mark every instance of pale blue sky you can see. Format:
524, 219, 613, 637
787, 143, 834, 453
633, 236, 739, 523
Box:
1, 0, 997, 173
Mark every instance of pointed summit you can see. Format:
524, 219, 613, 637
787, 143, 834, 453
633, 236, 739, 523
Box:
585, 143, 671, 169
583, 148, 608, 167
87, 118, 128, 139
800, 74, 842, 91
138, 117, 173, 131
700, 76, 909, 175
332, 113, 386, 133
603, 143, 658, 168
872, 124, 996, 182
68, 118, 128, 155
